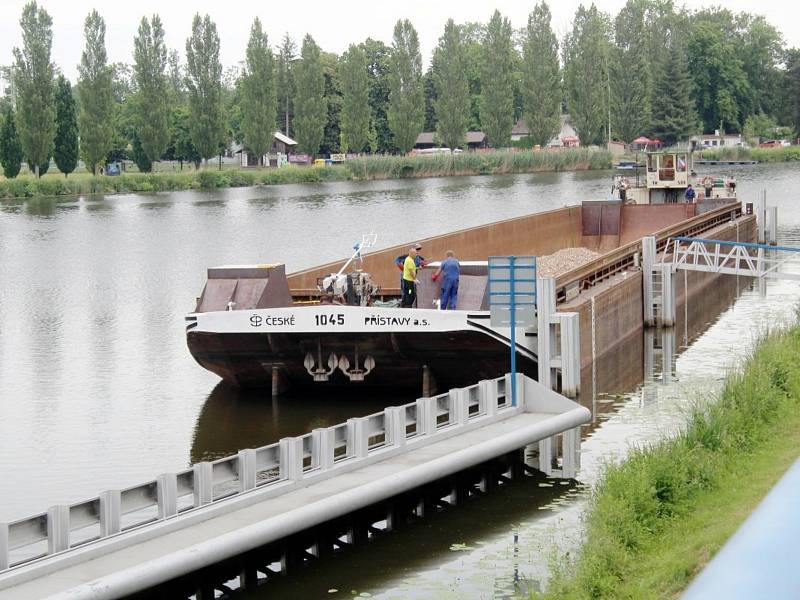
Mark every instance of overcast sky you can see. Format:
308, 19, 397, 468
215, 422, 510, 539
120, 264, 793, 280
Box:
1, 0, 798, 82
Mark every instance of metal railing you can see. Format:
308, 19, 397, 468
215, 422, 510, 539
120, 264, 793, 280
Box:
0, 376, 515, 573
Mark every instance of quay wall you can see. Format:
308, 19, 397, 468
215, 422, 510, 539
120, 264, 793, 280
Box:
564, 214, 756, 373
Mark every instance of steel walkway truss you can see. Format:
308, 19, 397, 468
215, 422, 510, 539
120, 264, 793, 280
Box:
661, 237, 800, 281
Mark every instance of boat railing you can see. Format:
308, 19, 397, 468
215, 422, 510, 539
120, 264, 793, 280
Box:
1, 376, 524, 573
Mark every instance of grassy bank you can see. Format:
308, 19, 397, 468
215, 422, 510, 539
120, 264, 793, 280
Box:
700, 145, 800, 162
0, 148, 612, 200
539, 325, 800, 599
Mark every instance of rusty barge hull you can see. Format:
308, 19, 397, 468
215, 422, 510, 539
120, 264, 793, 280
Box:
187, 201, 755, 392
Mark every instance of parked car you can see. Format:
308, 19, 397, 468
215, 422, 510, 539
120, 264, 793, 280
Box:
105, 162, 121, 176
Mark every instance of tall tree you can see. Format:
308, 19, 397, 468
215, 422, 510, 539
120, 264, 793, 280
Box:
320, 52, 342, 155
787, 49, 800, 139
362, 38, 393, 153
521, 2, 561, 147
422, 69, 437, 132
432, 19, 470, 150
240, 18, 276, 165
12, 1, 55, 178
387, 19, 424, 154
185, 14, 225, 162
651, 37, 698, 144
0, 105, 24, 178
78, 10, 114, 175
339, 44, 371, 153
132, 15, 170, 168
609, 0, 651, 142
688, 16, 751, 133
563, 4, 612, 146
276, 34, 296, 137
480, 10, 515, 148
53, 75, 78, 176
463, 23, 485, 131
292, 34, 326, 156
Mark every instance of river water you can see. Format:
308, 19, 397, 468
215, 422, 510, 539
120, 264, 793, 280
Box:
1, 163, 798, 596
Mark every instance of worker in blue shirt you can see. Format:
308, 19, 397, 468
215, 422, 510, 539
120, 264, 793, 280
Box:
432, 250, 460, 310
684, 184, 696, 203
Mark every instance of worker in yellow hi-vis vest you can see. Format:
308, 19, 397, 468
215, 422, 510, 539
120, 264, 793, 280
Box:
401, 246, 418, 308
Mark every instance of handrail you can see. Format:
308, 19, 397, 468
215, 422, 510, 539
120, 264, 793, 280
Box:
0, 376, 517, 573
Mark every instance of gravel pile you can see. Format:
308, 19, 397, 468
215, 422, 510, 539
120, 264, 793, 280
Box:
536, 247, 601, 277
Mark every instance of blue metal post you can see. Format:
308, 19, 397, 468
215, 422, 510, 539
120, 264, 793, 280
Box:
509, 257, 517, 407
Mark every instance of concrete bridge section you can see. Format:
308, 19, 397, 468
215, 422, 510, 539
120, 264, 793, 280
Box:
0, 374, 589, 600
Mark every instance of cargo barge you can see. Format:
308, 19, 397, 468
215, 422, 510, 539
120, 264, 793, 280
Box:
186, 152, 754, 394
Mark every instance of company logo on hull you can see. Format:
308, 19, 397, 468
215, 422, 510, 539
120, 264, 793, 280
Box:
250, 314, 297, 327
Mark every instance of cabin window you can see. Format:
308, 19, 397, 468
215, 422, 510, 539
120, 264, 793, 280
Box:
677, 154, 687, 172
647, 154, 657, 172
659, 154, 675, 181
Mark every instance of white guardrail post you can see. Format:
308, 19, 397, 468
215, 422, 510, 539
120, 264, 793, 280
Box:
386, 407, 406, 447
99, 490, 122, 536
237, 449, 257, 492
47, 505, 70, 554
279, 438, 303, 481
451, 388, 469, 426
0, 522, 9, 571
312, 427, 335, 470
193, 462, 214, 506
156, 474, 178, 519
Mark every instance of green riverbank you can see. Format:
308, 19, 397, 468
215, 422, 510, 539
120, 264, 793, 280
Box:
699, 145, 800, 162
0, 148, 611, 200
538, 325, 800, 599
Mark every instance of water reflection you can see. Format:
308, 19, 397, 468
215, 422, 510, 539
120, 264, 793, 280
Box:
191, 385, 406, 463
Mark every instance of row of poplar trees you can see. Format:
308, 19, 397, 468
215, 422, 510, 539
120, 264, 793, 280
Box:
2, 1, 797, 177
0, 2, 234, 178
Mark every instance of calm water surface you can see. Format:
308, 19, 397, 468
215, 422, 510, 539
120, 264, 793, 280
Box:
0, 163, 798, 597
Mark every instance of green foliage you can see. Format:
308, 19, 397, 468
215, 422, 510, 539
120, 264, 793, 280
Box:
13, 1, 56, 177
521, 3, 562, 147
786, 49, 800, 139
132, 15, 170, 165
480, 10, 515, 148
240, 18, 276, 164
388, 19, 424, 154
0, 105, 24, 178
78, 10, 114, 175
320, 51, 342, 156
538, 327, 800, 599
432, 20, 470, 151
131, 133, 152, 173
345, 148, 611, 179
185, 14, 225, 161
293, 34, 327, 156
610, 1, 651, 142
700, 146, 800, 163
688, 17, 752, 133
276, 34, 296, 136
168, 104, 201, 168
339, 45, 372, 153
362, 38, 394, 153
564, 4, 612, 146
53, 75, 79, 176
651, 39, 698, 144
742, 113, 779, 142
